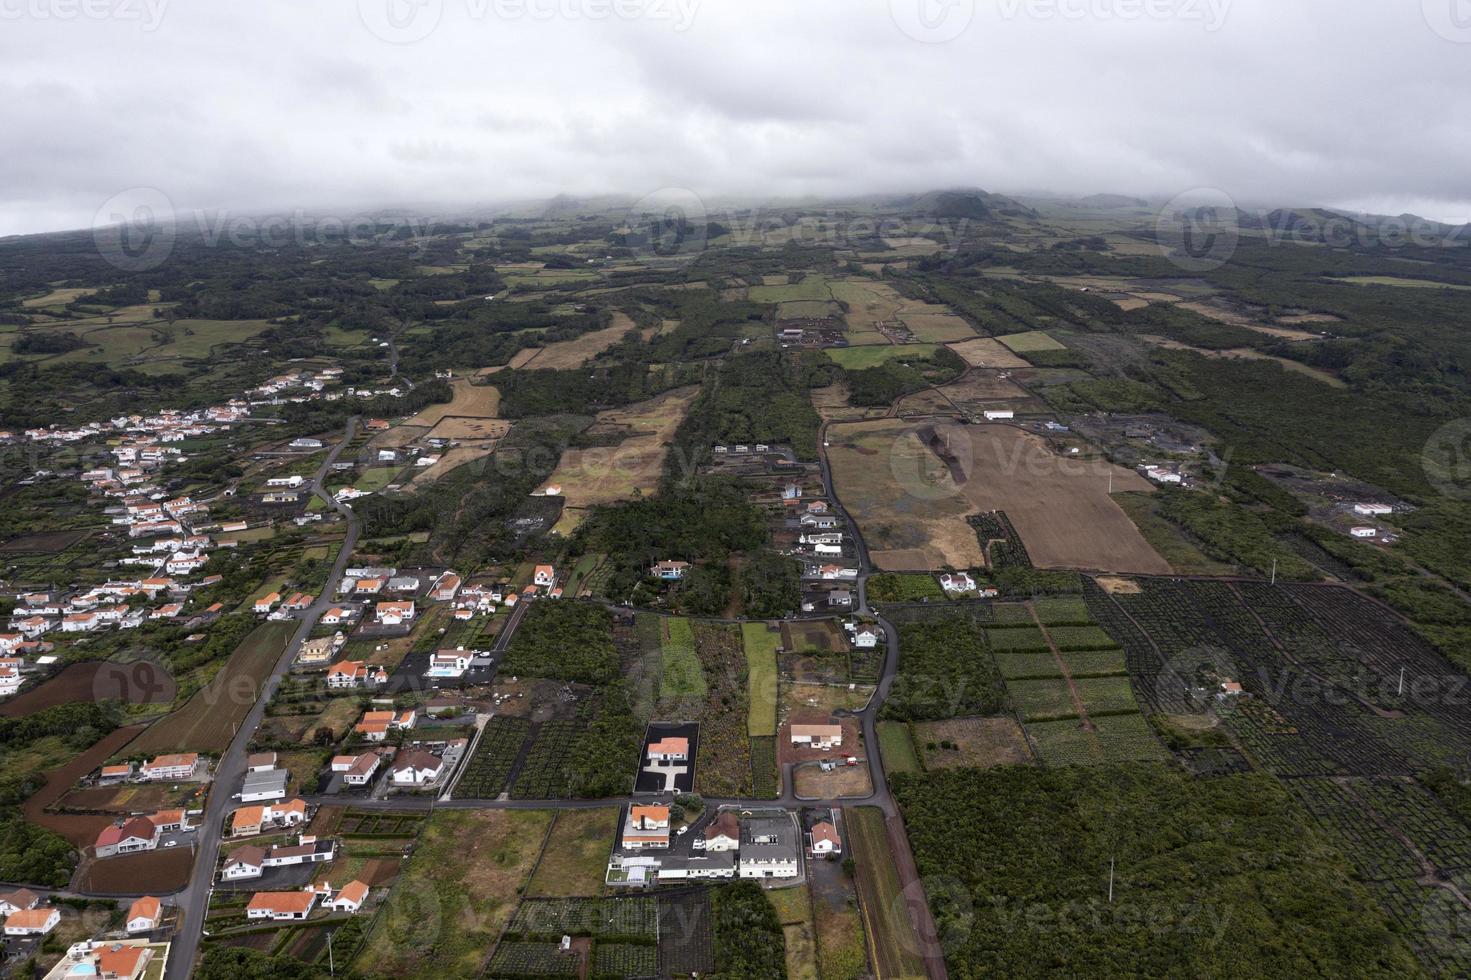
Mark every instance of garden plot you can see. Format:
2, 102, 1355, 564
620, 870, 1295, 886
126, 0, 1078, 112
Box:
913, 716, 1036, 769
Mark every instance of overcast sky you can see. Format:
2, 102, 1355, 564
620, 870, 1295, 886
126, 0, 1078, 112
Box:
3, 0, 1470, 237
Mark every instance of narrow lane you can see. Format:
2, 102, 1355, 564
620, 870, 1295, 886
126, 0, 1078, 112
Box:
164, 418, 362, 980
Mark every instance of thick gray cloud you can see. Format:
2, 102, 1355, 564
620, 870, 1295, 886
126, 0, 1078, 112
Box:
2, 0, 1470, 236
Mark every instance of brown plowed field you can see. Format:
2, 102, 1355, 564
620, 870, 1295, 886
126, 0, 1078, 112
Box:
828, 419, 1170, 574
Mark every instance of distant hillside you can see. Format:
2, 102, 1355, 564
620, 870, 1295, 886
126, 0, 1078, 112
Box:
1072, 193, 1149, 209
894, 188, 1039, 222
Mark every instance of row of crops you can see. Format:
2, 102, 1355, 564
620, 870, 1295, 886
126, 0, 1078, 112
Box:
1082, 574, 1471, 977
488, 895, 699, 978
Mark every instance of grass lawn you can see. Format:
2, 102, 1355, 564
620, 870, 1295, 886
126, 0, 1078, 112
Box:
748, 275, 833, 303
525, 807, 620, 897
770, 885, 818, 980
825, 344, 939, 371
742, 622, 780, 737
846, 807, 926, 979
658, 617, 707, 702
812, 874, 869, 980
1333, 275, 1471, 291
996, 330, 1066, 352
354, 466, 400, 492
876, 721, 920, 775
238, 575, 289, 613
310, 697, 364, 741
355, 809, 553, 977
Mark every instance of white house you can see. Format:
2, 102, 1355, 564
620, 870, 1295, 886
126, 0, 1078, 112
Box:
125, 896, 162, 934
389, 751, 443, 786
1351, 526, 1378, 539
332, 753, 381, 786
3, 907, 60, 936
374, 601, 415, 626
790, 724, 843, 750
221, 847, 266, 880
647, 737, 689, 763
425, 650, 470, 679
140, 753, 200, 781
852, 627, 881, 649
329, 880, 369, 914
984, 409, 1015, 421
1354, 503, 1393, 516
737, 816, 800, 879
327, 660, 386, 689
703, 811, 741, 852
810, 822, 842, 856
246, 891, 317, 921
939, 572, 976, 593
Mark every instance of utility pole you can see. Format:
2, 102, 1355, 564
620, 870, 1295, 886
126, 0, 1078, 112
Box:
1398, 667, 1406, 697
1270, 558, 1277, 586
1107, 853, 1115, 903
328, 929, 335, 975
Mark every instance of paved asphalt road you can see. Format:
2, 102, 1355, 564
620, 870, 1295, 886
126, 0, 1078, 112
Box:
163, 415, 949, 979
164, 419, 362, 980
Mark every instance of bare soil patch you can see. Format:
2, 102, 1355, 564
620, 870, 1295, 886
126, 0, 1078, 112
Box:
75, 847, 193, 894
913, 716, 1035, 769
946, 338, 1030, 369
1, 661, 174, 716
516, 313, 635, 370
794, 762, 872, 799
893, 389, 956, 417
546, 386, 698, 533
828, 419, 1170, 574
408, 378, 502, 427
1095, 575, 1143, 595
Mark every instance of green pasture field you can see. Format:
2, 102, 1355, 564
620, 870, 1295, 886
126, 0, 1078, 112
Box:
996, 330, 1066, 352
825, 345, 939, 370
